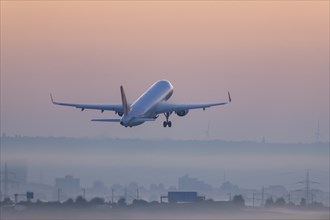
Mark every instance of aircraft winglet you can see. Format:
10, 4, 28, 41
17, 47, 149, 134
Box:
50, 93, 54, 104
228, 92, 232, 103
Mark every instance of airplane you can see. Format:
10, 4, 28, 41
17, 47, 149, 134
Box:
51, 79, 231, 128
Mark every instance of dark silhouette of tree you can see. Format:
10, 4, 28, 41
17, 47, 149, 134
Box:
117, 197, 126, 207
275, 197, 286, 207
132, 199, 148, 207
1, 197, 14, 205
300, 198, 306, 207
89, 197, 105, 205
232, 195, 245, 206
309, 201, 324, 208
36, 199, 44, 204
64, 198, 74, 205
75, 195, 87, 207
287, 201, 296, 208
196, 196, 206, 202
265, 197, 274, 207
149, 201, 159, 205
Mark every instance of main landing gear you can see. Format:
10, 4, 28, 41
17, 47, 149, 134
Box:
163, 112, 172, 127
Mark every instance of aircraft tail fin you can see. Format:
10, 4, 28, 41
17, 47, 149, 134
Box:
120, 85, 130, 115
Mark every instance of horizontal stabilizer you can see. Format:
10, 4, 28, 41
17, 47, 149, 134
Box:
91, 119, 121, 122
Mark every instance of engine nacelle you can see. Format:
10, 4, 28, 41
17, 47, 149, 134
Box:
116, 112, 123, 117
175, 110, 189, 117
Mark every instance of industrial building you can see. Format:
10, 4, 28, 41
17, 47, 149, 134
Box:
161, 191, 205, 203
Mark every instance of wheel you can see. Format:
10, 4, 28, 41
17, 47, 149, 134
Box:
163, 121, 167, 127
168, 121, 172, 127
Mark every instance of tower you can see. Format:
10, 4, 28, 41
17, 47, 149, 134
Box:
0, 162, 18, 199
297, 169, 319, 205
4, 162, 8, 199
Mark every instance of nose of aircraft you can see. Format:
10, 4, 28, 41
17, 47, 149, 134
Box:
120, 116, 129, 127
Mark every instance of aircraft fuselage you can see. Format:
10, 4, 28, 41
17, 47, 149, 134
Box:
120, 80, 173, 127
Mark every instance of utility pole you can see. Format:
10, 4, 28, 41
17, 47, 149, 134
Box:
4, 163, 8, 199
227, 192, 232, 201
1, 162, 17, 199
124, 187, 127, 202
57, 188, 62, 203
261, 186, 264, 207
223, 171, 226, 183
111, 188, 114, 204
82, 188, 86, 200
305, 170, 310, 205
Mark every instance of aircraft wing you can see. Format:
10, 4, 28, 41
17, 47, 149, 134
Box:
50, 94, 123, 113
155, 92, 231, 114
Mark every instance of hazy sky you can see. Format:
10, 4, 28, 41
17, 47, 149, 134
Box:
1, 1, 329, 142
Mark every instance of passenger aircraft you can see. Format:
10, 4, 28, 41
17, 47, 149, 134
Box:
51, 80, 231, 127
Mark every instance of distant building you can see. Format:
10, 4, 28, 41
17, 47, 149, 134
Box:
178, 174, 212, 191
55, 175, 80, 195
168, 191, 197, 203
220, 181, 240, 193
161, 191, 205, 203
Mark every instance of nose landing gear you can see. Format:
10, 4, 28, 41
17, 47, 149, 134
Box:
163, 121, 172, 127
163, 112, 172, 127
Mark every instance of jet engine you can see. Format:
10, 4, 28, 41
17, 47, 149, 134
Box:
116, 112, 123, 117
175, 110, 189, 117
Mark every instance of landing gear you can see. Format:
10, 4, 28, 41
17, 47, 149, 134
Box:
163, 121, 172, 128
163, 112, 172, 127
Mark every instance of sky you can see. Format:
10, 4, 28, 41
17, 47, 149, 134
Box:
1, 1, 329, 142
